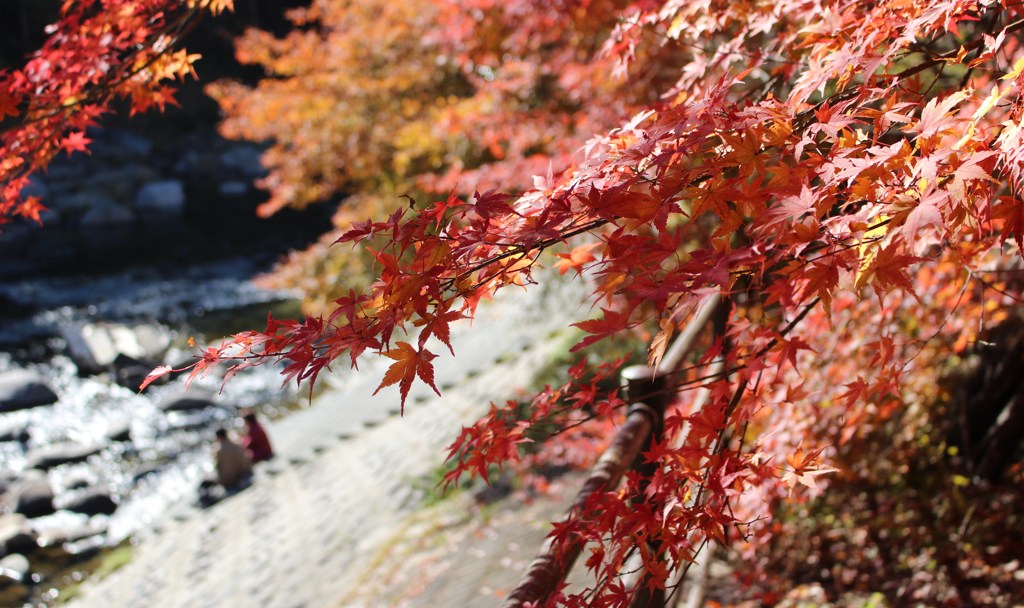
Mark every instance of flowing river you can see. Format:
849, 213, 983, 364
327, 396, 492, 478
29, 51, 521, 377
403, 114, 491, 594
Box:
0, 118, 341, 604
0, 255, 309, 536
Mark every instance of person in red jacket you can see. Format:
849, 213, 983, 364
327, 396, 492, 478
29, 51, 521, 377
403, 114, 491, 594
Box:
240, 410, 274, 463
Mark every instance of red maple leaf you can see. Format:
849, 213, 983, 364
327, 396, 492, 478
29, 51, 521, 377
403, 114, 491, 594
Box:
374, 341, 440, 410
60, 131, 92, 155
0, 93, 19, 120
555, 242, 600, 275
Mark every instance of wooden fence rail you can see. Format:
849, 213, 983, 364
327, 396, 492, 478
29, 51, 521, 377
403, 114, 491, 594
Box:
504, 293, 723, 608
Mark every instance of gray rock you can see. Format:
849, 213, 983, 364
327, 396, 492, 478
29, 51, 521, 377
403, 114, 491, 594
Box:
0, 515, 37, 557
61, 321, 171, 375
0, 554, 30, 582
105, 421, 132, 443
80, 202, 136, 229
25, 443, 104, 471
61, 323, 112, 374
219, 145, 266, 179
10, 474, 55, 518
131, 323, 172, 358
113, 354, 162, 391
135, 179, 185, 216
159, 390, 216, 413
60, 489, 117, 516
0, 370, 58, 412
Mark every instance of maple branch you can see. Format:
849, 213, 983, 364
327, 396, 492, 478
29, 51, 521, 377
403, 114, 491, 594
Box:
0, 7, 204, 137
440, 217, 609, 291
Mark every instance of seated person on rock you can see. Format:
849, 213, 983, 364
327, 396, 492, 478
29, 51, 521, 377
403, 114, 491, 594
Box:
240, 410, 274, 463
198, 428, 253, 506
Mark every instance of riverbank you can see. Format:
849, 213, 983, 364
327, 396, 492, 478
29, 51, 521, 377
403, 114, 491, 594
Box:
67, 276, 589, 607
0, 111, 335, 604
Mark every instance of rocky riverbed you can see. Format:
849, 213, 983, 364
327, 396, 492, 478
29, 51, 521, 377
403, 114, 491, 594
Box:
0, 125, 334, 605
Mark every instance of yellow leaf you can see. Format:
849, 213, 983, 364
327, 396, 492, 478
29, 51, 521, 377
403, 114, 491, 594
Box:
855, 217, 889, 290
1001, 56, 1024, 81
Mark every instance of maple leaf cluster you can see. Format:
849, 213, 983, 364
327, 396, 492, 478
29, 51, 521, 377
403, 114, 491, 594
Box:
198, 1, 1024, 603
0, 0, 231, 225
7, 0, 1024, 604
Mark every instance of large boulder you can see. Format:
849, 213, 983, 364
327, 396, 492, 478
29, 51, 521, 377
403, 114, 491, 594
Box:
9, 473, 55, 518
0, 515, 37, 557
0, 370, 58, 413
25, 443, 104, 471
61, 321, 171, 375
61, 323, 118, 373
59, 489, 117, 516
159, 389, 216, 413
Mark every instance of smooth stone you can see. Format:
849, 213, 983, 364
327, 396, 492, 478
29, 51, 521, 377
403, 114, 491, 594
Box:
0, 370, 58, 413
0, 515, 37, 557
10, 474, 55, 518
60, 489, 117, 516
104, 420, 132, 443
113, 353, 162, 391
25, 443, 104, 471
61, 321, 171, 374
159, 390, 216, 413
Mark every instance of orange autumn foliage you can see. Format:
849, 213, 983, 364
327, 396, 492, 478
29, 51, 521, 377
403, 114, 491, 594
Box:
5, 0, 1024, 605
